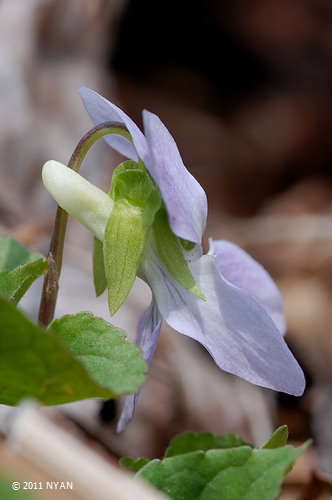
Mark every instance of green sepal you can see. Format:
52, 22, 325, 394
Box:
180, 238, 196, 251
110, 160, 161, 211
104, 204, 143, 315
93, 236, 107, 296
104, 160, 162, 315
153, 208, 205, 300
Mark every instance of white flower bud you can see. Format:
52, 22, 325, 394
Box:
42, 160, 113, 241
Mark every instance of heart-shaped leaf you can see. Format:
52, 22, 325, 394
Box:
49, 312, 147, 396
137, 443, 308, 500
0, 298, 112, 405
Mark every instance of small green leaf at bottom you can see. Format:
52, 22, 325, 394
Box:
165, 431, 251, 458
262, 425, 289, 449
137, 443, 309, 500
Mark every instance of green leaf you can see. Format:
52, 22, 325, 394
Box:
93, 236, 107, 296
49, 312, 147, 396
0, 259, 47, 305
0, 297, 113, 405
165, 431, 251, 458
104, 161, 161, 315
137, 444, 309, 500
153, 208, 205, 301
120, 457, 150, 472
121, 432, 249, 472
0, 236, 43, 271
262, 425, 289, 449
0, 236, 47, 304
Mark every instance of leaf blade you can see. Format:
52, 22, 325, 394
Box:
0, 236, 47, 304
0, 297, 112, 405
137, 444, 309, 500
0, 258, 47, 305
49, 312, 147, 396
165, 431, 251, 458
0, 236, 44, 271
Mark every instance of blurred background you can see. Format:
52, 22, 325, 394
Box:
1, 0, 332, 498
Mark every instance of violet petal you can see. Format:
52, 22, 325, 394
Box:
78, 87, 148, 162
116, 299, 162, 432
141, 248, 305, 396
210, 239, 286, 335
142, 110, 207, 244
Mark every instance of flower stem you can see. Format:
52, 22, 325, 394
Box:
38, 122, 131, 327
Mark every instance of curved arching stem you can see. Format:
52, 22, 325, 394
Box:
38, 122, 132, 327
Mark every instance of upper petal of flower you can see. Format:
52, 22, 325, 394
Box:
78, 87, 148, 163
141, 247, 305, 396
210, 239, 286, 335
116, 299, 162, 432
79, 88, 207, 244
142, 110, 208, 244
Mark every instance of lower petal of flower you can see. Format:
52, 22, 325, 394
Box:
141, 248, 305, 397
209, 239, 286, 336
116, 299, 162, 432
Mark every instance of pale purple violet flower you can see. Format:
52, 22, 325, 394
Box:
80, 88, 305, 430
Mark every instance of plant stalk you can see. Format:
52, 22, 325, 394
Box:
38, 122, 131, 327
